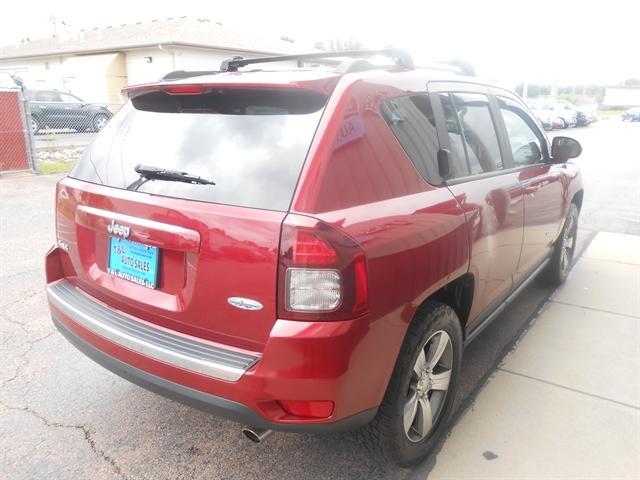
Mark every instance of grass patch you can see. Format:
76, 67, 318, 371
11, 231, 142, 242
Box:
597, 110, 624, 117
38, 160, 75, 175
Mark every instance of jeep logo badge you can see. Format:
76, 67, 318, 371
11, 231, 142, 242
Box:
227, 297, 263, 311
107, 220, 130, 239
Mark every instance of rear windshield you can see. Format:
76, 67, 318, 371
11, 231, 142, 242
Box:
71, 88, 327, 211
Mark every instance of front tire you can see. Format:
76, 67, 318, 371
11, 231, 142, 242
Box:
358, 302, 463, 466
542, 203, 579, 285
93, 113, 109, 131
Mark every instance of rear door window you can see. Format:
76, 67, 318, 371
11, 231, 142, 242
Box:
379, 94, 440, 183
71, 88, 327, 211
36, 91, 62, 102
59, 93, 82, 103
449, 93, 503, 174
437, 93, 475, 179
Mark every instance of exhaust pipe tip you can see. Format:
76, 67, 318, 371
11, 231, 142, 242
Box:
242, 426, 272, 443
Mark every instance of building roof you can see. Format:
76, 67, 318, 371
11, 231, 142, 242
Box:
0, 17, 307, 60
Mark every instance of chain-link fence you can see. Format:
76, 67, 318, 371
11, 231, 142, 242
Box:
27, 88, 123, 173
0, 87, 36, 173
0, 73, 125, 174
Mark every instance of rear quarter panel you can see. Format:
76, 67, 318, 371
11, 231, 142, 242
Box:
290, 76, 469, 408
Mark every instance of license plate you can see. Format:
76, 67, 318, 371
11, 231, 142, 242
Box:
107, 237, 159, 289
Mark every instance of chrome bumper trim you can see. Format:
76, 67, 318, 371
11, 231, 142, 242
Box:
47, 281, 258, 381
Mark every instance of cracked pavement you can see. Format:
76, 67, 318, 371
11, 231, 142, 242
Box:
1, 122, 638, 479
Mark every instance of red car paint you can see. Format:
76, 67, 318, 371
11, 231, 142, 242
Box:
46, 65, 583, 429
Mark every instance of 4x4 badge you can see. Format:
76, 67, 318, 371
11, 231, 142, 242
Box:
227, 297, 263, 311
107, 220, 131, 239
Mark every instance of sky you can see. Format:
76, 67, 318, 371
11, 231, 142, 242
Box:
1, 0, 638, 88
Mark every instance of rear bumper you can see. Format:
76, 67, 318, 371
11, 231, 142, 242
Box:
53, 315, 376, 432
45, 268, 391, 431
48, 280, 258, 381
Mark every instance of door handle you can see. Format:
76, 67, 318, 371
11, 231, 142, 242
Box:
523, 185, 539, 197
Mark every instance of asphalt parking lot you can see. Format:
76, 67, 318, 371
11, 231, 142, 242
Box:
1, 120, 639, 480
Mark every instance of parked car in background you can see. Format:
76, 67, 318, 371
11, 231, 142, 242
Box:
550, 101, 578, 128
551, 116, 565, 129
27, 89, 113, 134
529, 107, 553, 130
583, 108, 598, 124
45, 49, 584, 467
527, 99, 577, 129
555, 100, 592, 127
622, 107, 640, 121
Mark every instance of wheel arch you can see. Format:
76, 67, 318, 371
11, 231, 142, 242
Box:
30, 114, 42, 133
92, 111, 111, 130
571, 189, 584, 211
370, 272, 475, 429
414, 273, 475, 339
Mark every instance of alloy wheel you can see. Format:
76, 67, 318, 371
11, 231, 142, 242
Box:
94, 115, 108, 131
560, 212, 577, 273
403, 330, 453, 442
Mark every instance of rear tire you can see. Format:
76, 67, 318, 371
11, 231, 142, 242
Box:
31, 116, 40, 135
541, 203, 579, 285
93, 113, 109, 131
357, 302, 463, 467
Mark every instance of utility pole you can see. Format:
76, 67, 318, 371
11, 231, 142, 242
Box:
50, 16, 59, 49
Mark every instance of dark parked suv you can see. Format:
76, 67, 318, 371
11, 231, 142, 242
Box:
45, 49, 583, 466
27, 89, 113, 134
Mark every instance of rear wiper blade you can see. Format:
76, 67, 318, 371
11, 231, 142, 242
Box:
127, 164, 216, 191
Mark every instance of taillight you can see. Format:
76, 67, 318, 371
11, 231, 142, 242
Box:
278, 214, 369, 321
291, 231, 337, 265
122, 84, 205, 98
287, 269, 341, 311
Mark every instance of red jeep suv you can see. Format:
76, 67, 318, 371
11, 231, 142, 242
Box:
45, 49, 583, 466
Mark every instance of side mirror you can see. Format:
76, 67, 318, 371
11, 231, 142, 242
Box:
551, 136, 582, 161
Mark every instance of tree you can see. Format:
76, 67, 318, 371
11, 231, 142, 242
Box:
515, 83, 551, 98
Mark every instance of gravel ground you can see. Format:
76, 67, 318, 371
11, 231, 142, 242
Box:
35, 147, 85, 165
1, 120, 638, 479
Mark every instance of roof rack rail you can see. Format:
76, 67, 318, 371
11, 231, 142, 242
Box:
409, 60, 476, 77
441, 60, 476, 76
219, 48, 414, 72
161, 70, 221, 80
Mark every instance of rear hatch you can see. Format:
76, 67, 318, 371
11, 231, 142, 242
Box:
55, 83, 329, 352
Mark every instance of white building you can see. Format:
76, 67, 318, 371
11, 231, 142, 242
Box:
0, 17, 308, 107
602, 87, 640, 108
